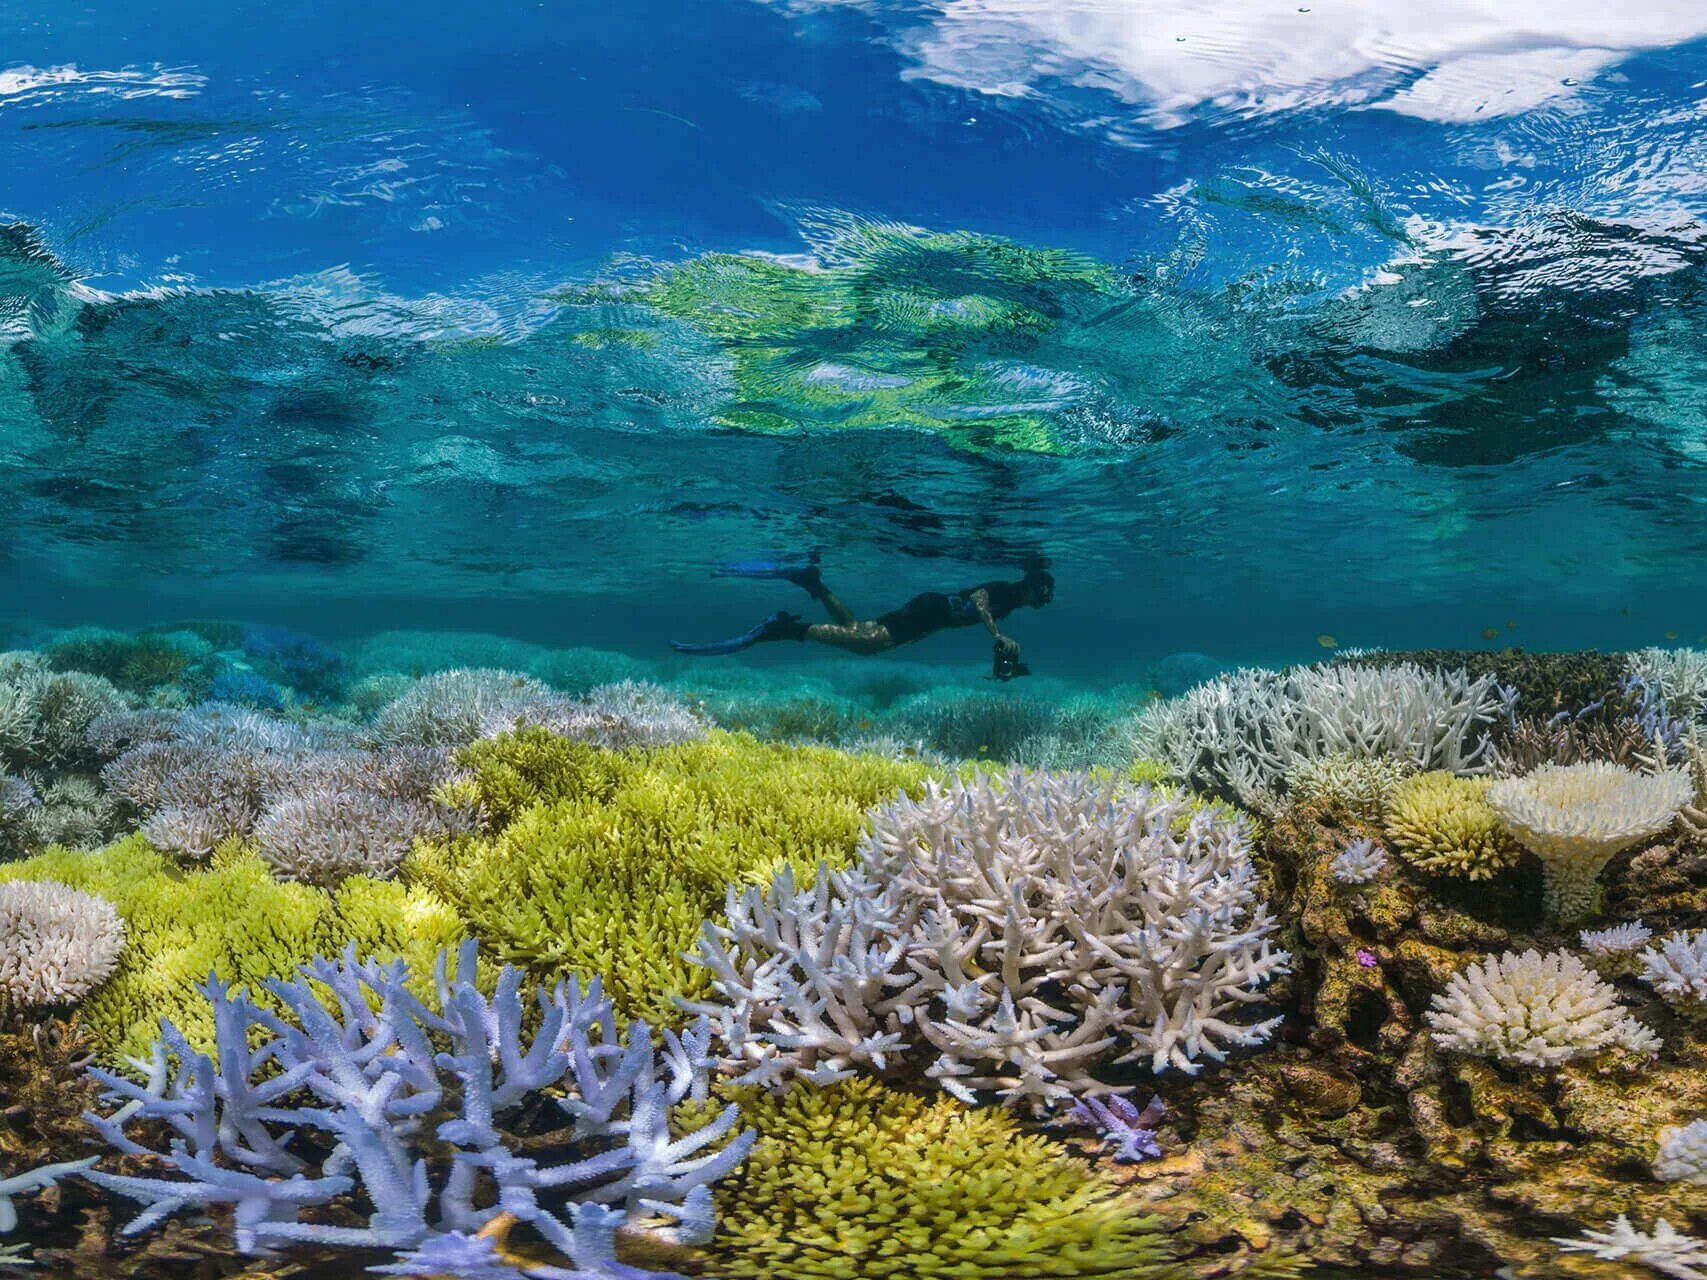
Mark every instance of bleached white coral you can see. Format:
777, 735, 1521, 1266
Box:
1554, 1215, 1707, 1279
1128, 662, 1510, 808
1628, 647, 1707, 724
1654, 1119, 1707, 1185
1331, 837, 1387, 885
1426, 948, 1659, 1068
1286, 753, 1415, 821
1638, 929, 1707, 1012
1580, 920, 1653, 957
686, 768, 1291, 1112
488, 679, 705, 749
1485, 762, 1692, 922
0, 879, 126, 1009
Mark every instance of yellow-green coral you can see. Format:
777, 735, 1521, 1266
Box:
692, 1077, 1171, 1279
411, 728, 931, 1024
0, 835, 467, 1061
1385, 771, 1525, 880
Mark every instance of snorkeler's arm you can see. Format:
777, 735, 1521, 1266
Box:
969, 589, 1020, 657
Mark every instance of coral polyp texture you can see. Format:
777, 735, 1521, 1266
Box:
1654, 1119, 1707, 1185
1383, 770, 1525, 879
83, 941, 755, 1273
686, 767, 1290, 1110
1425, 948, 1658, 1067
1639, 929, 1707, 1013
689, 1077, 1170, 1279
0, 880, 126, 1010
1485, 761, 1692, 921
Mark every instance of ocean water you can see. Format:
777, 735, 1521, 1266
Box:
5, 4, 1707, 1278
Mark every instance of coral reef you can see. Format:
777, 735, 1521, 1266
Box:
686, 767, 1289, 1109
1425, 948, 1658, 1067
1384, 770, 1525, 880
1486, 762, 1693, 921
1640, 929, 1707, 1013
0, 880, 125, 1011
689, 1077, 1170, 1279
83, 941, 753, 1272
411, 728, 930, 1024
1656, 1120, 1707, 1185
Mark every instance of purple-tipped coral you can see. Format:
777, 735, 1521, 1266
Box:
1064, 1094, 1166, 1163
81, 942, 753, 1275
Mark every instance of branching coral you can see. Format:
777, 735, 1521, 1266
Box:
1485, 762, 1692, 921
0, 774, 39, 859
686, 767, 1290, 1111
1383, 771, 1525, 880
1580, 920, 1654, 976
1654, 1119, 1707, 1185
689, 1077, 1170, 1280
1425, 948, 1658, 1067
410, 729, 930, 1025
1638, 929, 1707, 1014
1553, 1216, 1707, 1279
1628, 647, 1707, 724
1286, 753, 1415, 821
0, 880, 125, 1011
0, 836, 467, 1060
83, 941, 753, 1274
0, 655, 129, 773
1130, 661, 1510, 807
1331, 837, 1387, 885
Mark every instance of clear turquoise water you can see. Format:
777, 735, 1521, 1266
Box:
5, 2, 1707, 674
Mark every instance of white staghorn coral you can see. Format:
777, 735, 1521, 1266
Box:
685, 768, 1290, 1112
1581, 920, 1653, 957
1485, 762, 1692, 922
1426, 949, 1658, 1068
1554, 1216, 1707, 1279
1654, 1119, 1707, 1185
1128, 662, 1510, 807
1331, 837, 1387, 885
1286, 753, 1414, 821
0, 879, 126, 1009
1628, 647, 1707, 724
1638, 929, 1707, 1012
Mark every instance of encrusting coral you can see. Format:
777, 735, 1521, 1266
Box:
685, 766, 1290, 1111
1384, 770, 1525, 880
1426, 948, 1659, 1067
1486, 761, 1692, 921
0, 880, 126, 1011
83, 941, 754, 1275
686, 1077, 1171, 1280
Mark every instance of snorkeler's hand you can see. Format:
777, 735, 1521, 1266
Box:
994, 635, 1021, 663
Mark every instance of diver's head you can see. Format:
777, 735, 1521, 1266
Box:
1023, 568, 1054, 607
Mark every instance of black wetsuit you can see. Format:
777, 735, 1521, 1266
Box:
876, 580, 1028, 647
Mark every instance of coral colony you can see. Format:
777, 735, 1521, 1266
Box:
2, 633, 1707, 1277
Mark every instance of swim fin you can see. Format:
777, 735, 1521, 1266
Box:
671, 611, 808, 655
711, 554, 823, 591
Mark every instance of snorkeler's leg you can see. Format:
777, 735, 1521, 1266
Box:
803, 620, 894, 656
671, 611, 809, 655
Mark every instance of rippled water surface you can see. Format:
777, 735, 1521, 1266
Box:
5, 0, 1707, 668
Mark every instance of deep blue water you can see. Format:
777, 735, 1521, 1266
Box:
6, 1, 1707, 675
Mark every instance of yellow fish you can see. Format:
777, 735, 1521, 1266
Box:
1505, 619, 1517, 630
1666, 631, 1680, 641
1316, 634, 1337, 649
1481, 627, 1500, 640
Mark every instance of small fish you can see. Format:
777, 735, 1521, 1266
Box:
1505, 619, 1517, 630
1316, 634, 1337, 649
1621, 606, 1632, 617
1481, 627, 1499, 640
1666, 631, 1680, 641
858, 719, 873, 731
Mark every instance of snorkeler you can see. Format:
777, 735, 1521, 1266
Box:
671, 556, 1054, 679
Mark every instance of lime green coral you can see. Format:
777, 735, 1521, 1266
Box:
410, 728, 930, 1024
0, 835, 466, 1061
1385, 770, 1525, 880
690, 1077, 1172, 1279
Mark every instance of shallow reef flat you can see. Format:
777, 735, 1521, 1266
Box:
2, 624, 1706, 1279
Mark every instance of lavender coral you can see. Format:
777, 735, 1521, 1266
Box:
82, 941, 753, 1274
686, 768, 1290, 1112
1331, 837, 1387, 885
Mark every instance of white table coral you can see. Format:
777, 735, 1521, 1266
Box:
1485, 762, 1691, 921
